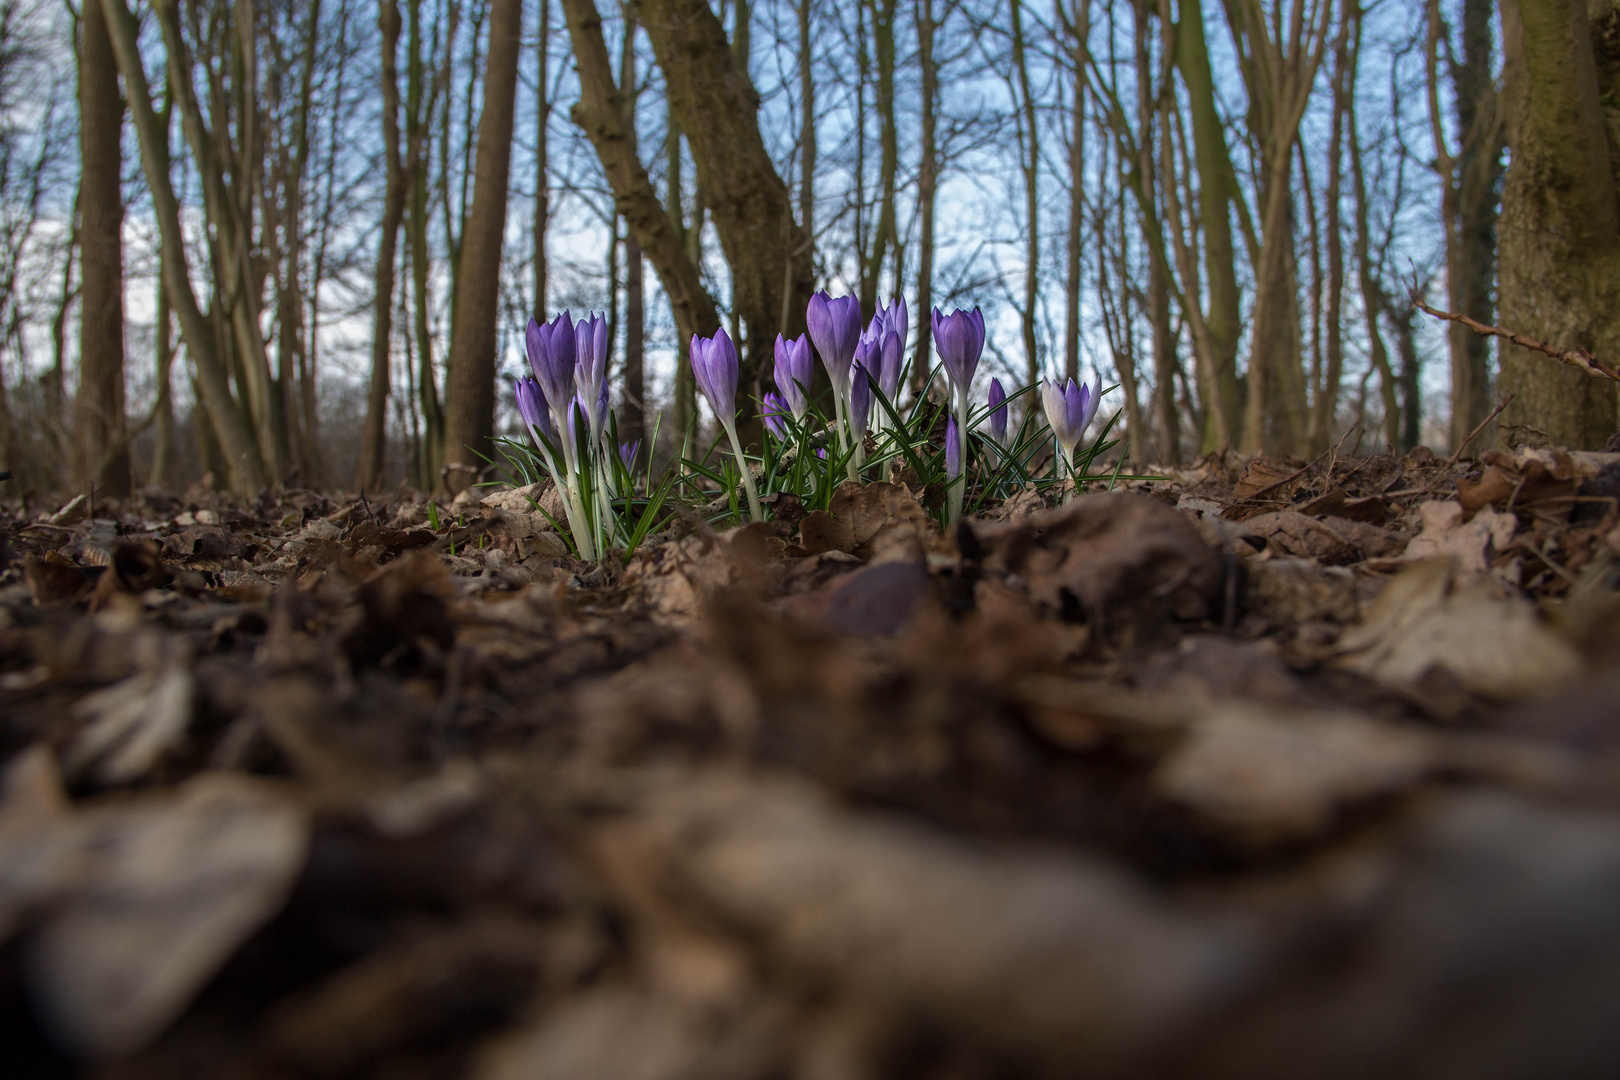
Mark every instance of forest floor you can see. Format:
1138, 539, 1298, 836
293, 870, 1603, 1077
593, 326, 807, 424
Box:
3, 442, 1620, 1079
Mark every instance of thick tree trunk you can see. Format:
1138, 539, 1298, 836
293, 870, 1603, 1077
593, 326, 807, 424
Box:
76, 0, 129, 496
636, 0, 814, 431
1494, 0, 1619, 449
442, 0, 523, 493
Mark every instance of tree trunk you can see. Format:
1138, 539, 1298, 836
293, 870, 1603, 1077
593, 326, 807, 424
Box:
860, 0, 898, 315
357, 0, 407, 493
564, 0, 719, 371
1310, 5, 1352, 453
1494, 0, 1618, 449
76, 0, 129, 496
442, 0, 523, 493
1063, 0, 1090, 385
636, 0, 814, 434
99, 0, 264, 493
620, 3, 645, 448
1176, 0, 1242, 448
914, 0, 937, 394
1010, 0, 1041, 386
535, 0, 551, 319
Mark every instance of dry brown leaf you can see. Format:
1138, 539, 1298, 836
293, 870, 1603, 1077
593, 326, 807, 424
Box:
1401, 500, 1515, 572
1334, 559, 1582, 700
1154, 706, 1431, 846
62, 668, 194, 785
26, 775, 308, 1060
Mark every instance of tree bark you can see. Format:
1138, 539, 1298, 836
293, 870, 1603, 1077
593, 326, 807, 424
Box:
635, 0, 813, 429
620, 3, 645, 448
535, 0, 551, 319
914, 0, 937, 394
860, 0, 898, 315
76, 0, 129, 496
357, 0, 408, 493
1010, 0, 1041, 386
442, 0, 523, 493
1494, 0, 1617, 449
99, 0, 264, 493
563, 0, 720, 373
1062, 0, 1090, 385
1176, 0, 1242, 448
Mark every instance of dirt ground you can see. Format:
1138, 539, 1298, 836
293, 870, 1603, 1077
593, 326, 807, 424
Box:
3, 443, 1620, 1079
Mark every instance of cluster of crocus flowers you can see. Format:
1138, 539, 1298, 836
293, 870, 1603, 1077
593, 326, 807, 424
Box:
515, 311, 621, 560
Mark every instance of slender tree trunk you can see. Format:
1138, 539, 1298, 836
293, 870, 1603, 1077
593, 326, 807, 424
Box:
357, 0, 407, 492
442, 0, 523, 492
1131, 1, 1176, 462
99, 0, 264, 492
1063, 0, 1090, 384
860, 0, 898, 314
620, 3, 645, 448
1176, 0, 1241, 446
1311, 5, 1351, 453
666, 113, 699, 436
1349, 100, 1400, 451
1010, 0, 1040, 386
409, 0, 444, 486
76, 0, 129, 496
913, 0, 936, 394
534, 0, 551, 319
152, 278, 177, 488
799, 0, 815, 244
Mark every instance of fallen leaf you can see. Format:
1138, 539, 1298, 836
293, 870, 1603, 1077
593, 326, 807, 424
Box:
27, 775, 308, 1061
62, 669, 195, 785
1154, 705, 1431, 846
1400, 500, 1515, 572
1334, 559, 1582, 700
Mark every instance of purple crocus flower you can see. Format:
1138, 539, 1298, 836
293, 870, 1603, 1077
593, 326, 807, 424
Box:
514, 376, 555, 442
987, 378, 1008, 444
868, 297, 909, 396
690, 326, 740, 421
762, 390, 792, 440
945, 414, 961, 480
526, 313, 576, 410
930, 306, 986, 397
575, 378, 610, 435
806, 291, 862, 397
848, 362, 874, 440
574, 312, 610, 403
1040, 373, 1102, 458
773, 333, 814, 419
618, 440, 641, 471
856, 323, 903, 404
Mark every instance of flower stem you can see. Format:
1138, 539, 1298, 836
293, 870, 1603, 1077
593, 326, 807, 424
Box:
722, 421, 764, 522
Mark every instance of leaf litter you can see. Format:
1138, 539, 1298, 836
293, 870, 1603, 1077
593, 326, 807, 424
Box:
1, 448, 1620, 1077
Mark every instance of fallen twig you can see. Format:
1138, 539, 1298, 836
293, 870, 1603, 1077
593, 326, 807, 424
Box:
1447, 395, 1514, 466
1414, 299, 1620, 385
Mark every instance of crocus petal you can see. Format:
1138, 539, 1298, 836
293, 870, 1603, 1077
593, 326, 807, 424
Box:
988, 378, 1008, 444
879, 330, 902, 399
525, 318, 546, 383
945, 414, 961, 480
849, 362, 873, 438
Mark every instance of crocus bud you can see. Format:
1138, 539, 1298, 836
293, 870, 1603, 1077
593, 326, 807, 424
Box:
931, 306, 986, 396
526, 313, 577, 412
618, 439, 641, 471
945, 414, 961, 480
773, 333, 814, 418
514, 376, 554, 442
690, 327, 740, 422
806, 291, 862, 397
987, 378, 1008, 444
1041, 373, 1101, 458
574, 312, 610, 403
762, 391, 791, 440
849, 362, 874, 440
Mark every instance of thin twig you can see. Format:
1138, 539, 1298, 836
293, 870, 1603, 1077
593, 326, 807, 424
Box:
1413, 298, 1620, 385
1446, 394, 1514, 465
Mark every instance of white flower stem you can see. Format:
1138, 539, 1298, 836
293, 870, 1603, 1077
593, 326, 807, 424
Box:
721, 420, 764, 522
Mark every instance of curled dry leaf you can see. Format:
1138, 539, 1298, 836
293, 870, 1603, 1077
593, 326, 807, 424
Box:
796, 481, 929, 562
1401, 500, 1516, 573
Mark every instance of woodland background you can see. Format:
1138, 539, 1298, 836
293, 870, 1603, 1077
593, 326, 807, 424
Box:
0, 0, 1616, 498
